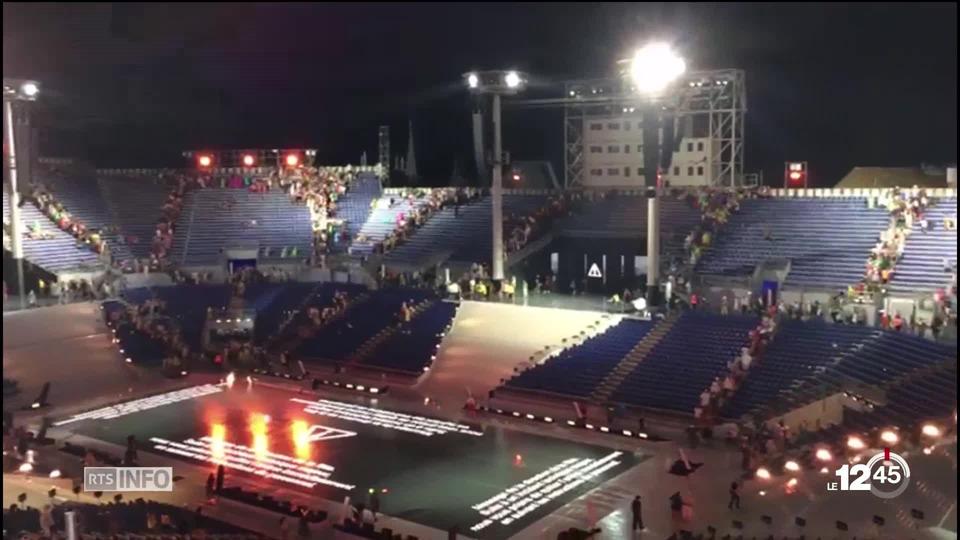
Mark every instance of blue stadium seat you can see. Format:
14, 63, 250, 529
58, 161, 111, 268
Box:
610, 312, 757, 412
505, 319, 655, 398
170, 189, 313, 266
360, 300, 458, 373
696, 198, 890, 290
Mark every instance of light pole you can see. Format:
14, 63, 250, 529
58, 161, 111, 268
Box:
623, 44, 686, 305
464, 70, 527, 283
3, 78, 40, 310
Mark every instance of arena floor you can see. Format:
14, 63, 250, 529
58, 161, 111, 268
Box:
61, 383, 642, 538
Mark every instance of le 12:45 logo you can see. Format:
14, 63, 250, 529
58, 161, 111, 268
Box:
827, 449, 911, 499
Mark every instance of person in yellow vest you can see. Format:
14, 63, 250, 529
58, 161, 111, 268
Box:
475, 280, 488, 298
502, 280, 515, 300
38, 278, 46, 296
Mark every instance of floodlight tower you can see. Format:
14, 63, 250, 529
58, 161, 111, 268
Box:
464, 70, 527, 283
623, 43, 686, 305
3, 78, 41, 310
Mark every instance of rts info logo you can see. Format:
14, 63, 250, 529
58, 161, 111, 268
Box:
827, 448, 911, 499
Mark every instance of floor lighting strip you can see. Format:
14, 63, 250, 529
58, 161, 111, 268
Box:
54, 385, 224, 426
291, 398, 483, 437
469, 451, 625, 532
150, 436, 354, 491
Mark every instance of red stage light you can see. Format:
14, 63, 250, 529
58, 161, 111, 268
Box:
198, 155, 213, 168
789, 171, 802, 181
285, 154, 300, 167
242, 154, 256, 167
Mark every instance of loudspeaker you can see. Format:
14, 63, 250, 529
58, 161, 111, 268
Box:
794, 517, 806, 527
911, 509, 925, 520
873, 515, 885, 526
836, 520, 848, 531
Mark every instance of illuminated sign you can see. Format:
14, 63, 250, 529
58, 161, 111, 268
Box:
469, 451, 626, 532
291, 398, 484, 437
55, 385, 224, 426
150, 436, 355, 491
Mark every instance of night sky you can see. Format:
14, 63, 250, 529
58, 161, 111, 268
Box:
3, 2, 957, 186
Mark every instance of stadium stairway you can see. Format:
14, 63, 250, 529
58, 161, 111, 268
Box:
888, 197, 957, 295
348, 297, 433, 364
43, 173, 136, 263
2, 192, 102, 273
278, 288, 370, 355
349, 193, 431, 257
590, 314, 679, 403
98, 177, 169, 260
333, 174, 381, 252
727, 322, 956, 421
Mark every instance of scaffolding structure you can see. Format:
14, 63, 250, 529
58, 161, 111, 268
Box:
513, 68, 747, 188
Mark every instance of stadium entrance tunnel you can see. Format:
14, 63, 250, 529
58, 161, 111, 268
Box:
516, 236, 647, 295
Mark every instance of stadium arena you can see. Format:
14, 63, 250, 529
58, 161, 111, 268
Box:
3, 7, 958, 540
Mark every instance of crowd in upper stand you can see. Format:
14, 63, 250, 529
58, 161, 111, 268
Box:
25, 183, 110, 257
369, 187, 467, 254
505, 192, 575, 255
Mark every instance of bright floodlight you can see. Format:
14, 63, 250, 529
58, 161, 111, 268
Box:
921, 424, 942, 438
628, 42, 686, 95
784, 460, 801, 473
815, 448, 833, 462
880, 429, 899, 445
755, 467, 771, 480
467, 73, 479, 89
847, 435, 866, 450
198, 155, 212, 168
285, 154, 300, 167
21, 82, 39, 97
504, 71, 521, 89
242, 154, 255, 167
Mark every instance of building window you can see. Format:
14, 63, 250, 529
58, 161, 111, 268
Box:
687, 166, 694, 176
697, 141, 704, 152
638, 167, 644, 176
637, 144, 643, 152
590, 169, 603, 176
624, 144, 631, 154
607, 122, 621, 130
687, 142, 694, 152
607, 168, 620, 175
624, 167, 631, 177
673, 166, 680, 176
590, 146, 603, 153
607, 145, 620, 153
590, 123, 602, 131
697, 166, 704, 176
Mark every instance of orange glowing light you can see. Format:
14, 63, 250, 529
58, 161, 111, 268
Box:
292, 420, 311, 460
285, 154, 300, 167
211, 423, 226, 463
198, 155, 213, 168
242, 154, 256, 167
250, 413, 269, 460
